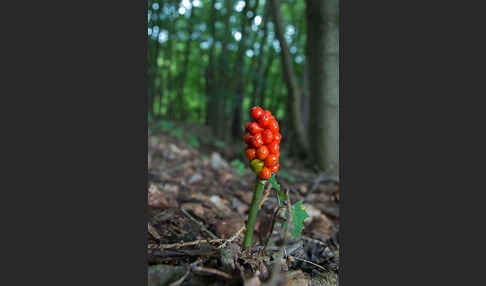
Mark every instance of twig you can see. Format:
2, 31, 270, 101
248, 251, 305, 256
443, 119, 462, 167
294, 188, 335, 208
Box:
168, 268, 191, 286
181, 207, 219, 239
266, 188, 292, 286
289, 256, 327, 272
168, 258, 204, 286
262, 206, 282, 253
148, 222, 161, 240
193, 266, 233, 279
258, 182, 272, 209
302, 235, 328, 247
218, 226, 246, 249
148, 239, 226, 249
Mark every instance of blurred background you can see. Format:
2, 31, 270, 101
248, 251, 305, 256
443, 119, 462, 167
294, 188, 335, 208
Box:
147, 0, 339, 175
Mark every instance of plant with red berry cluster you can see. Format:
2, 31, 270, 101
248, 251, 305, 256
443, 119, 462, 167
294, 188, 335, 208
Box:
242, 107, 282, 250
244, 106, 282, 180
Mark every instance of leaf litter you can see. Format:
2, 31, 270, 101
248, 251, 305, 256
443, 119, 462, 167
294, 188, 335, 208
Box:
148, 131, 340, 286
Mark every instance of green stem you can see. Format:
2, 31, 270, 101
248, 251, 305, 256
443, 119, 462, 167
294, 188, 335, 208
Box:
243, 177, 266, 250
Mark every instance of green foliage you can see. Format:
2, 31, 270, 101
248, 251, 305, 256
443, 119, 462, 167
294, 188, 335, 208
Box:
150, 120, 175, 133
283, 201, 309, 239
161, 121, 175, 132
214, 139, 225, 148
169, 127, 184, 141
146, 0, 307, 127
150, 120, 200, 149
231, 159, 245, 176
187, 134, 200, 148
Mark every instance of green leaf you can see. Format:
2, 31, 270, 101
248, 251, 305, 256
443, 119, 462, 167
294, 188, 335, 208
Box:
269, 174, 286, 206
282, 201, 309, 239
290, 201, 309, 238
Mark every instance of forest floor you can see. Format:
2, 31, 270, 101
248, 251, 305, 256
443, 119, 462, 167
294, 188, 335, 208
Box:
147, 123, 340, 286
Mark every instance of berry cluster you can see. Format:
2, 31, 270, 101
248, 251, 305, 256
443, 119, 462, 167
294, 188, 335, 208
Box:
244, 107, 281, 179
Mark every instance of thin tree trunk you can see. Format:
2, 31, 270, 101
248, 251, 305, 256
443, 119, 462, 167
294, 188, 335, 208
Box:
215, 0, 233, 139
301, 59, 310, 131
166, 18, 175, 120
306, 0, 339, 174
176, 8, 195, 121
205, 0, 217, 131
251, 1, 271, 107
231, 0, 260, 141
270, 0, 309, 155
259, 50, 275, 107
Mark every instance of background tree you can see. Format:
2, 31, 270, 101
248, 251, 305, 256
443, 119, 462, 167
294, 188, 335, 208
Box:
147, 0, 339, 172
270, 0, 309, 156
306, 0, 339, 174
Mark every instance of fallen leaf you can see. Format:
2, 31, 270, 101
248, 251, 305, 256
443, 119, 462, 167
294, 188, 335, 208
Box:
244, 276, 261, 286
148, 189, 179, 209
285, 270, 310, 286
308, 214, 333, 241
181, 203, 205, 217
236, 191, 253, 205
215, 217, 245, 238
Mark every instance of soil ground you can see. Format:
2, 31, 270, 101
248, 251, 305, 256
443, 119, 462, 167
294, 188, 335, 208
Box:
148, 126, 340, 286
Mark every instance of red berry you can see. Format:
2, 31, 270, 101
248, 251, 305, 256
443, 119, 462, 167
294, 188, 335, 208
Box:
270, 163, 279, 173
258, 113, 271, 128
260, 167, 272, 179
275, 151, 280, 158
250, 106, 264, 121
246, 148, 256, 161
268, 141, 279, 154
245, 122, 252, 132
249, 122, 264, 135
273, 133, 282, 143
251, 133, 264, 148
256, 145, 269, 160
244, 132, 253, 144
264, 154, 278, 168
262, 129, 274, 144
268, 120, 279, 133
264, 110, 272, 117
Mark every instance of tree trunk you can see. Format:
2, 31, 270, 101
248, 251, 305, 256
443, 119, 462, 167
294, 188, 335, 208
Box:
176, 9, 195, 121
251, 1, 271, 107
205, 0, 217, 128
259, 50, 275, 107
301, 59, 310, 131
270, 0, 309, 155
214, 0, 233, 140
231, 0, 260, 141
306, 0, 339, 174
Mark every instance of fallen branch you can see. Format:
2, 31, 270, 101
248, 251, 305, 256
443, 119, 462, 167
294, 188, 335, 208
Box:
290, 256, 327, 272
193, 266, 233, 279
168, 259, 204, 286
148, 239, 226, 250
